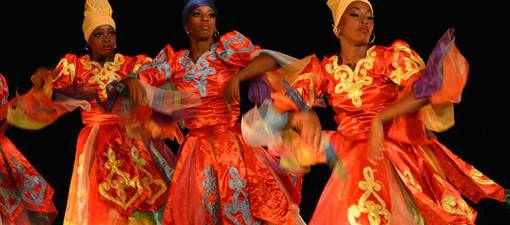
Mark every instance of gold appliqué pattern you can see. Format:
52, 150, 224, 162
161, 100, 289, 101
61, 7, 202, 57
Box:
325, 47, 376, 107
81, 54, 125, 97
402, 170, 422, 193
442, 195, 473, 221
469, 169, 495, 185
348, 167, 390, 225
389, 43, 425, 85
56, 58, 76, 81
130, 147, 167, 204
133, 57, 153, 74
98, 148, 143, 210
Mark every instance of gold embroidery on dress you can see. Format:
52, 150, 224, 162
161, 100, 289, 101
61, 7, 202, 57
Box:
98, 148, 143, 210
348, 167, 390, 225
55, 58, 76, 82
81, 54, 125, 97
469, 169, 495, 185
325, 47, 376, 107
133, 57, 153, 73
402, 170, 423, 193
130, 147, 167, 205
442, 195, 473, 221
389, 44, 425, 85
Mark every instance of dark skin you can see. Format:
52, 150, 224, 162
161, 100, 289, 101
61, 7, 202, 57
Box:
87, 25, 116, 65
184, 6, 322, 150
184, 6, 217, 63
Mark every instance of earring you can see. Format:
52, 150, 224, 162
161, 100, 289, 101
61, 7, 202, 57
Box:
85, 44, 89, 52
369, 32, 376, 45
185, 30, 190, 36
213, 31, 220, 39
333, 25, 342, 38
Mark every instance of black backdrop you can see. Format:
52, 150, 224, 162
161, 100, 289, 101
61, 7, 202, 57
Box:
1, 0, 509, 224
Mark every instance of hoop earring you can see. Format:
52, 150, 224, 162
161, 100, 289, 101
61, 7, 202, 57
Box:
369, 32, 376, 45
333, 25, 342, 38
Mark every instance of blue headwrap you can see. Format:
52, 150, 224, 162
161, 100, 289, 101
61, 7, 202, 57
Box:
182, 0, 218, 26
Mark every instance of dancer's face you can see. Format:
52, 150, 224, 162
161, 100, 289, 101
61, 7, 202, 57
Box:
88, 25, 116, 58
185, 6, 217, 41
337, 1, 374, 45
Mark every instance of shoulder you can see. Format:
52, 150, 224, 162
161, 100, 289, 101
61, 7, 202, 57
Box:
374, 40, 420, 61
218, 30, 255, 50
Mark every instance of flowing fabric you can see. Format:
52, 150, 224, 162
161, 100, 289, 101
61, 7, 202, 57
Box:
0, 74, 57, 225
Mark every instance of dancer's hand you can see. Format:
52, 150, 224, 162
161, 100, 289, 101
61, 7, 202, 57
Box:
122, 77, 146, 106
368, 117, 384, 164
290, 110, 322, 151
223, 74, 241, 111
223, 74, 241, 107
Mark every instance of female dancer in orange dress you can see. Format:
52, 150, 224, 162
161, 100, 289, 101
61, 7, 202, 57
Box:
244, 0, 510, 224
5, 0, 186, 223
134, 0, 314, 224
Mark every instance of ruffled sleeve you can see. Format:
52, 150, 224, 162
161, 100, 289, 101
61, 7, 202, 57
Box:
374, 40, 426, 95
414, 29, 469, 132
135, 44, 176, 86
7, 55, 87, 130
385, 29, 469, 143
215, 31, 261, 68
265, 55, 328, 113
53, 54, 79, 90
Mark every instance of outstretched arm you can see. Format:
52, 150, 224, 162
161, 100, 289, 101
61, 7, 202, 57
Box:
223, 53, 277, 104
369, 92, 429, 163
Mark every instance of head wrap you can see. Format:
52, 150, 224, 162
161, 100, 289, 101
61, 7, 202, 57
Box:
182, 0, 217, 26
327, 0, 373, 33
82, 0, 116, 42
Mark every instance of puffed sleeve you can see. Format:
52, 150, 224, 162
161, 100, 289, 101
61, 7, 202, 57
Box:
134, 44, 176, 86
215, 31, 261, 68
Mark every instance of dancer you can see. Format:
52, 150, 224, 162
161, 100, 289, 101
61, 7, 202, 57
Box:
244, 0, 510, 224
5, 0, 186, 223
135, 0, 318, 224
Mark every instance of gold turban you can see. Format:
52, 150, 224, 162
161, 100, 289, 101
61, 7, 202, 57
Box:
327, 0, 373, 33
82, 0, 116, 42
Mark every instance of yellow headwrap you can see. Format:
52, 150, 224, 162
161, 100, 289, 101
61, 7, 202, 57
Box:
82, 0, 116, 42
327, 0, 373, 33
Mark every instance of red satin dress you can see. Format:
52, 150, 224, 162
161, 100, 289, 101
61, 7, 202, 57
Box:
0, 74, 57, 225
156, 31, 300, 225
7, 54, 175, 224
287, 41, 506, 225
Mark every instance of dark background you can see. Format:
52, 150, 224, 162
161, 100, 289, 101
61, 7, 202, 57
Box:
1, 0, 509, 224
